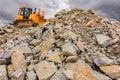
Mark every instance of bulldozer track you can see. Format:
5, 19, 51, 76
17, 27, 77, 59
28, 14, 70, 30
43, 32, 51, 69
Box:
13, 20, 38, 28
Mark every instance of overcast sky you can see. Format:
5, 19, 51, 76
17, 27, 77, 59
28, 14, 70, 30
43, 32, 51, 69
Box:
0, 0, 120, 25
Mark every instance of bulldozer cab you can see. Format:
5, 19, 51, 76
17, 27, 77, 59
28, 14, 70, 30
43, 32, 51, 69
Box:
18, 7, 32, 19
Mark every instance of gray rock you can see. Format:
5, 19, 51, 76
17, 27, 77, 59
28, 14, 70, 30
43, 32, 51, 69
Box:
62, 70, 74, 80
26, 70, 37, 80
11, 68, 26, 80
50, 69, 66, 80
62, 42, 77, 56
94, 71, 111, 80
32, 45, 41, 54
26, 55, 33, 64
20, 46, 32, 56
93, 56, 114, 66
96, 34, 112, 47
34, 61, 57, 80
0, 65, 8, 80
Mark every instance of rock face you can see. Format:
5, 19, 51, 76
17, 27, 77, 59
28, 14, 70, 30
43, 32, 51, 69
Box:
0, 8, 120, 80
34, 61, 57, 80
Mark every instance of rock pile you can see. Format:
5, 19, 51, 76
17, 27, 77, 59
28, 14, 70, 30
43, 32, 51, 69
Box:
0, 8, 120, 80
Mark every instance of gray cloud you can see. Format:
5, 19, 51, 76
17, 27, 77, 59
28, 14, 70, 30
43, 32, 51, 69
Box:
0, 0, 120, 25
68, 0, 120, 20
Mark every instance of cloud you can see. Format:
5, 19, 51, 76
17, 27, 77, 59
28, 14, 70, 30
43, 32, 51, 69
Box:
0, 0, 120, 25
68, 0, 120, 20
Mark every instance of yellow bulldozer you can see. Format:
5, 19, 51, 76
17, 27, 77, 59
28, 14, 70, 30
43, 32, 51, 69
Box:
13, 7, 46, 27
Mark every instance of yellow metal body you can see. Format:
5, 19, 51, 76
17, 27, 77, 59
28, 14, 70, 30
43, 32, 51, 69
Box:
15, 7, 46, 26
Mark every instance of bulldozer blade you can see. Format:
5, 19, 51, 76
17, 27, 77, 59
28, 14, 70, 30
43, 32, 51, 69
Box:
38, 19, 46, 25
13, 20, 38, 28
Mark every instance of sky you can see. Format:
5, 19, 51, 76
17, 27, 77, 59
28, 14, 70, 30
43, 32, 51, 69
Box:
0, 0, 120, 25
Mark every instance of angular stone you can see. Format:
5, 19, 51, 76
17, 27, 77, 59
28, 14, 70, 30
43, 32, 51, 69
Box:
109, 29, 119, 39
76, 41, 85, 52
93, 55, 114, 66
0, 65, 8, 80
40, 41, 52, 55
64, 31, 77, 41
20, 46, 32, 56
26, 70, 37, 80
96, 34, 112, 47
30, 39, 41, 45
11, 50, 26, 70
47, 51, 62, 64
11, 68, 26, 80
87, 9, 97, 15
27, 64, 35, 71
56, 39, 64, 48
86, 19, 96, 27
94, 71, 111, 80
50, 69, 66, 80
62, 42, 77, 56
66, 56, 78, 63
65, 60, 96, 80
112, 38, 119, 44
26, 55, 34, 64
100, 65, 120, 79
7, 64, 14, 78
5, 28, 13, 33
32, 45, 41, 54
62, 70, 74, 80
34, 61, 57, 80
